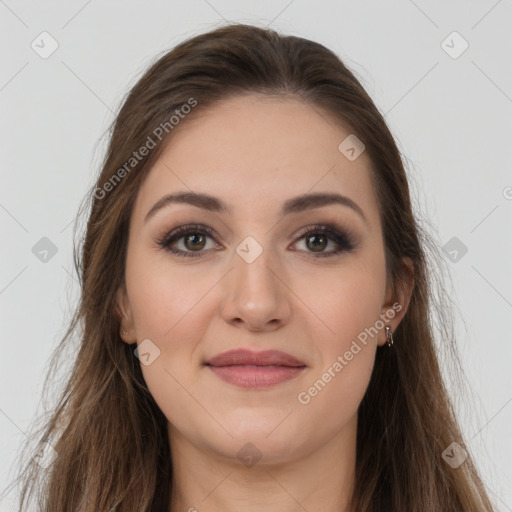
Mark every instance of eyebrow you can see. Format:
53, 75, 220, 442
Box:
144, 191, 368, 225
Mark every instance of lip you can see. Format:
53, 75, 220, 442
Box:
205, 349, 306, 367
204, 349, 307, 389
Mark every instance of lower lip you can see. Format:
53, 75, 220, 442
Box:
207, 364, 306, 389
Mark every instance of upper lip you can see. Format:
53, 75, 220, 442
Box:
205, 349, 306, 367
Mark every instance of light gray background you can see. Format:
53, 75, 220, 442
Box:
1, 1, 511, 510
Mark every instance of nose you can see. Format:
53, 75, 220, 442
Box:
219, 244, 292, 333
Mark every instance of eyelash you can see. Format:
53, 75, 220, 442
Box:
155, 223, 356, 259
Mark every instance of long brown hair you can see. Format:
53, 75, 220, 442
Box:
7, 22, 495, 511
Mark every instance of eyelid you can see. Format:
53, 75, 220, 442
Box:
292, 223, 355, 244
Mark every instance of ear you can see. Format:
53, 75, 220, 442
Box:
115, 284, 136, 344
377, 257, 415, 347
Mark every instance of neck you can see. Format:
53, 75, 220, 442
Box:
167, 415, 357, 512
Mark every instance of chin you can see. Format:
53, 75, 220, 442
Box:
209, 434, 304, 468
204, 412, 309, 463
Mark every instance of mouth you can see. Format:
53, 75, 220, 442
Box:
204, 349, 307, 389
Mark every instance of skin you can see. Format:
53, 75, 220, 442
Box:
117, 94, 414, 512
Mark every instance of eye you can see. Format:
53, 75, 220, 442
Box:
156, 223, 356, 258
156, 224, 219, 258
291, 224, 356, 258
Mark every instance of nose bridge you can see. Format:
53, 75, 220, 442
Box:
220, 233, 291, 330
236, 237, 277, 294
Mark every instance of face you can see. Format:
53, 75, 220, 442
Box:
117, 94, 412, 466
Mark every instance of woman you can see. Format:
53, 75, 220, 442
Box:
12, 23, 495, 511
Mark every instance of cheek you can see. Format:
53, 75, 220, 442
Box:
292, 255, 384, 414
294, 281, 380, 436
293, 252, 386, 349
125, 247, 217, 340
124, 251, 218, 429
293, 344, 376, 452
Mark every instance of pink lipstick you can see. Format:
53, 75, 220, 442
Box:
205, 349, 307, 389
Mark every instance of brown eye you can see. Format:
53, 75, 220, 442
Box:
184, 233, 207, 251
156, 224, 219, 258
293, 224, 356, 258
305, 233, 328, 252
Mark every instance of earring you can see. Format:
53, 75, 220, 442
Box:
121, 329, 128, 336
385, 326, 394, 347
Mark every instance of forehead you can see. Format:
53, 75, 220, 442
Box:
132, 94, 380, 227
